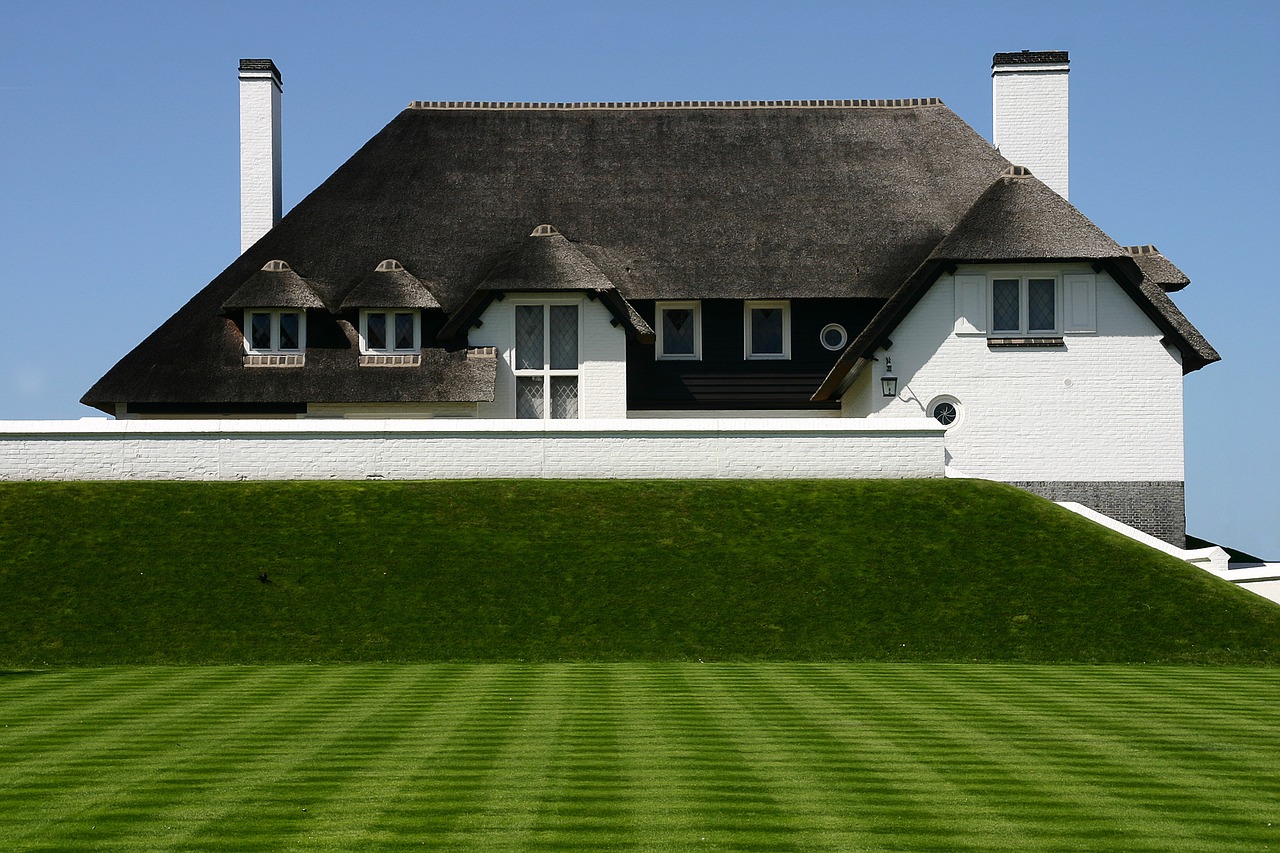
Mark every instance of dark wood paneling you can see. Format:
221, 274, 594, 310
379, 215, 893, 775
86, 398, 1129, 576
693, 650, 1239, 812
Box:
627, 298, 880, 410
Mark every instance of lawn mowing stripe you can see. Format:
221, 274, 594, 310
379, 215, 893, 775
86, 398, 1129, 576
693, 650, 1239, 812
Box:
965, 664, 1280, 848
747, 663, 1044, 850
883, 665, 1218, 850
262, 664, 484, 846
606, 664, 723, 847
1, 664, 1277, 852
862, 664, 1279, 851
972, 666, 1280, 800
147, 665, 440, 850
3, 666, 310, 849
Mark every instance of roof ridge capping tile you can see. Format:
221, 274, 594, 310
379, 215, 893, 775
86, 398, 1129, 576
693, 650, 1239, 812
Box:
407, 98, 944, 110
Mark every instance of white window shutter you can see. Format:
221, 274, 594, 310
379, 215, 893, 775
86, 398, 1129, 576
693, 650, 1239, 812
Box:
1063, 273, 1097, 333
953, 274, 987, 334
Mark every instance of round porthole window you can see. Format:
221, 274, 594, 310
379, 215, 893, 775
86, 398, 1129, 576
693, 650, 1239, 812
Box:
820, 323, 848, 351
928, 396, 962, 428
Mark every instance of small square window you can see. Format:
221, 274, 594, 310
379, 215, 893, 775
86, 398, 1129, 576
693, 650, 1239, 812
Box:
989, 277, 1059, 335
245, 310, 306, 354
656, 301, 701, 360
361, 310, 420, 354
744, 300, 791, 360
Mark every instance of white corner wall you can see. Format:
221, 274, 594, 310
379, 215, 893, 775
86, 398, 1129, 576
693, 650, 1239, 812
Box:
0, 419, 945, 482
848, 265, 1184, 483
469, 295, 627, 419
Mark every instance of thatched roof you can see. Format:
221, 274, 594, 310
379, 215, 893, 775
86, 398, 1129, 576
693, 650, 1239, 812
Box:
83, 100, 1214, 412
1125, 245, 1190, 292
814, 169, 1220, 399
339, 260, 442, 310
221, 261, 325, 310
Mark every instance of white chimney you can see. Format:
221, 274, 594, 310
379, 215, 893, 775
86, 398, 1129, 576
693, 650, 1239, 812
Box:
239, 58, 282, 253
992, 50, 1069, 199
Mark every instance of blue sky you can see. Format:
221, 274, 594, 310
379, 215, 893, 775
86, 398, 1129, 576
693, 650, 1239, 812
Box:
2, 0, 1276, 557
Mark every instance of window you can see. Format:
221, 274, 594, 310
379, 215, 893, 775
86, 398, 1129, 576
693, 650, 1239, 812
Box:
656, 301, 701, 360
928, 396, 962, 429
991, 277, 1057, 334
360, 310, 420, 353
513, 302, 580, 419
820, 323, 848, 351
744, 300, 791, 360
244, 310, 305, 353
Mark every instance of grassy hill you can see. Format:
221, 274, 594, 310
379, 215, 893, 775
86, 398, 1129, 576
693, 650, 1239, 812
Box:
0, 479, 1275, 666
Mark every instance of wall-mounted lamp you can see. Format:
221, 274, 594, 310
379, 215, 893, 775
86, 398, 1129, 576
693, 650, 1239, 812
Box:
881, 356, 898, 398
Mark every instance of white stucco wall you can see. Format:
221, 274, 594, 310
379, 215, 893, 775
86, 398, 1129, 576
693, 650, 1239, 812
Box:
844, 265, 1184, 483
0, 419, 944, 481
469, 294, 627, 419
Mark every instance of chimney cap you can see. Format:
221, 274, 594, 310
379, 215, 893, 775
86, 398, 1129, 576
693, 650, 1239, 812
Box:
239, 58, 282, 86
992, 50, 1069, 68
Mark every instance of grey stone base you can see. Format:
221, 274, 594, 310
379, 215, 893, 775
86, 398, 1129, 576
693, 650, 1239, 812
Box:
1008, 481, 1185, 548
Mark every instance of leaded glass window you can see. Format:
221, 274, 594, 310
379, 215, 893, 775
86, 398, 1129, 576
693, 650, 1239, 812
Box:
1028, 279, 1055, 331
360, 310, 419, 353
990, 276, 1059, 335
515, 305, 544, 370
251, 313, 272, 350
658, 302, 700, 359
550, 377, 579, 419
516, 376, 545, 418
278, 313, 300, 350
394, 313, 415, 349
366, 312, 387, 350
744, 301, 791, 360
513, 302, 581, 419
992, 279, 1020, 333
245, 310, 306, 354
549, 305, 578, 370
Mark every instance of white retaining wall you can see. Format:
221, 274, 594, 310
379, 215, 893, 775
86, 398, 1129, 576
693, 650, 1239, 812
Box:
0, 418, 945, 481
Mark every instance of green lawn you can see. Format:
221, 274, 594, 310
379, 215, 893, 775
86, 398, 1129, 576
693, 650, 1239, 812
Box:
2, 480, 1277, 665
0, 664, 1276, 851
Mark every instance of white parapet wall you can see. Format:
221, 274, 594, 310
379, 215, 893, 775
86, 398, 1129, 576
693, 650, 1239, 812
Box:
0, 418, 945, 481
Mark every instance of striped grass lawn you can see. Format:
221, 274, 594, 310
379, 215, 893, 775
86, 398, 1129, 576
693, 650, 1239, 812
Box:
1, 665, 1277, 851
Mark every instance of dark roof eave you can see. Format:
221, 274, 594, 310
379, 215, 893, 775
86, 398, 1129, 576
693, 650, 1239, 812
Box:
1093, 257, 1220, 374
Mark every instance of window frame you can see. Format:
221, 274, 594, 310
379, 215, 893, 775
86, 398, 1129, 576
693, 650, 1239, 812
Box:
358, 309, 421, 354
989, 275, 1061, 336
655, 300, 702, 361
743, 300, 792, 361
243, 309, 306, 354
511, 299, 583, 419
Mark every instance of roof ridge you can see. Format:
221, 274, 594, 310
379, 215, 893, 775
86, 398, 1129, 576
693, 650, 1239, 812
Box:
407, 98, 944, 111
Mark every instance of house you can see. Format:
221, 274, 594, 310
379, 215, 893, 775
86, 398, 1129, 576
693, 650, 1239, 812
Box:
81, 52, 1218, 546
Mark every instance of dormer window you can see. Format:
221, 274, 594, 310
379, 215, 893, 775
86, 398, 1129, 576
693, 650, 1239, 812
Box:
360, 310, 420, 353
245, 310, 305, 353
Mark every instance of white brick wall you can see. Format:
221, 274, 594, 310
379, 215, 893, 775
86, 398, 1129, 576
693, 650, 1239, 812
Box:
0, 419, 944, 481
470, 295, 628, 418
993, 64, 1069, 198
240, 66, 282, 252
845, 265, 1184, 482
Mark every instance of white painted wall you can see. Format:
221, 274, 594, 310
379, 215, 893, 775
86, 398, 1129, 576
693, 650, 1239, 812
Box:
992, 60, 1069, 198
0, 419, 944, 481
469, 294, 628, 418
240, 64, 282, 253
845, 264, 1184, 482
